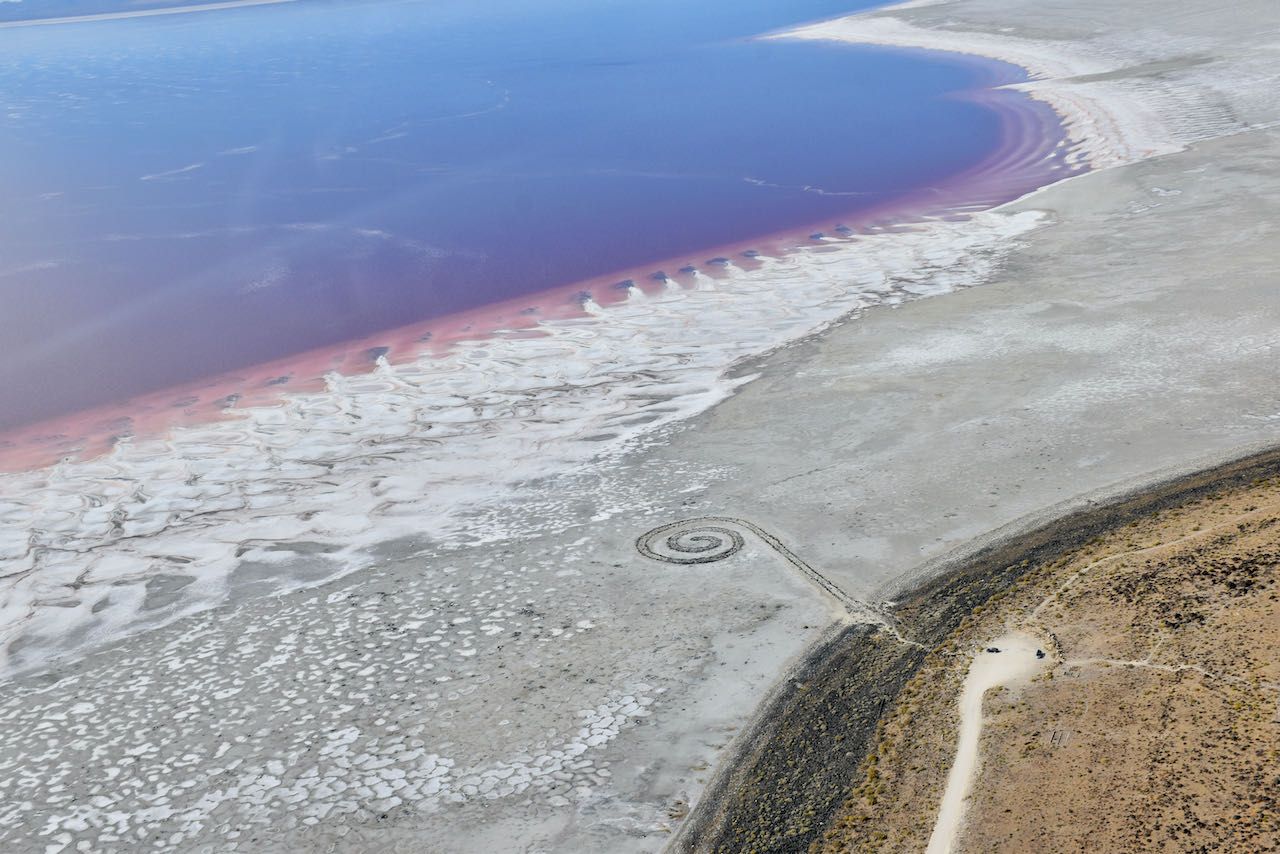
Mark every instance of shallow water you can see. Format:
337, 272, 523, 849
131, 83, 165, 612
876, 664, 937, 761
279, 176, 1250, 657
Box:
0, 0, 1020, 431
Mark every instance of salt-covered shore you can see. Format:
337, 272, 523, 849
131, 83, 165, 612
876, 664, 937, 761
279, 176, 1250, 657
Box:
0, 210, 1049, 682
0, 40, 1071, 681
3, 0, 1280, 851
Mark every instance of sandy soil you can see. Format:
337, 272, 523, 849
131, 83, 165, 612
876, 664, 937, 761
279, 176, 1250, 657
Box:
816, 474, 1280, 853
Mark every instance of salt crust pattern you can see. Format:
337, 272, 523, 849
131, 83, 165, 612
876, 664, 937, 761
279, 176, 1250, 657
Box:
0, 532, 673, 851
0, 210, 1047, 680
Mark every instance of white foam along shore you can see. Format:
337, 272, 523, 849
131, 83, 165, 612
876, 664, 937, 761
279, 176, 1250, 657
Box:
0, 3, 1187, 682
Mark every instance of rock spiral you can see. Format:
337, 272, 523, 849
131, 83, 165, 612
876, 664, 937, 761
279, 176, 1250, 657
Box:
635, 520, 746, 564
635, 516, 889, 630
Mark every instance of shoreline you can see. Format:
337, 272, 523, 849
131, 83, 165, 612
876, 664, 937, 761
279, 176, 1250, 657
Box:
0, 200, 1049, 681
0, 15, 1086, 680
0, 47, 1070, 474
772, 7, 1189, 170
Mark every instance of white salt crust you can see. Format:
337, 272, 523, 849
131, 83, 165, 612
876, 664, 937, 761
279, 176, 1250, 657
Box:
0, 210, 1048, 680
0, 539, 674, 851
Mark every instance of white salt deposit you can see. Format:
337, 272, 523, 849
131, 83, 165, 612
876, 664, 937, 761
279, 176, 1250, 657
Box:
0, 209, 1048, 680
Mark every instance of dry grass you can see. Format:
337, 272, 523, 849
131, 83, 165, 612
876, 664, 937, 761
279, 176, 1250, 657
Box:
816, 478, 1280, 853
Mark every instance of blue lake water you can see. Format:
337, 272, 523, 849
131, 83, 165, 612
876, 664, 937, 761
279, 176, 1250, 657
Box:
0, 0, 1022, 431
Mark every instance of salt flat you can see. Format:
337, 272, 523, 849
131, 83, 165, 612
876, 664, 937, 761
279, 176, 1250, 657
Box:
4, 0, 1280, 851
